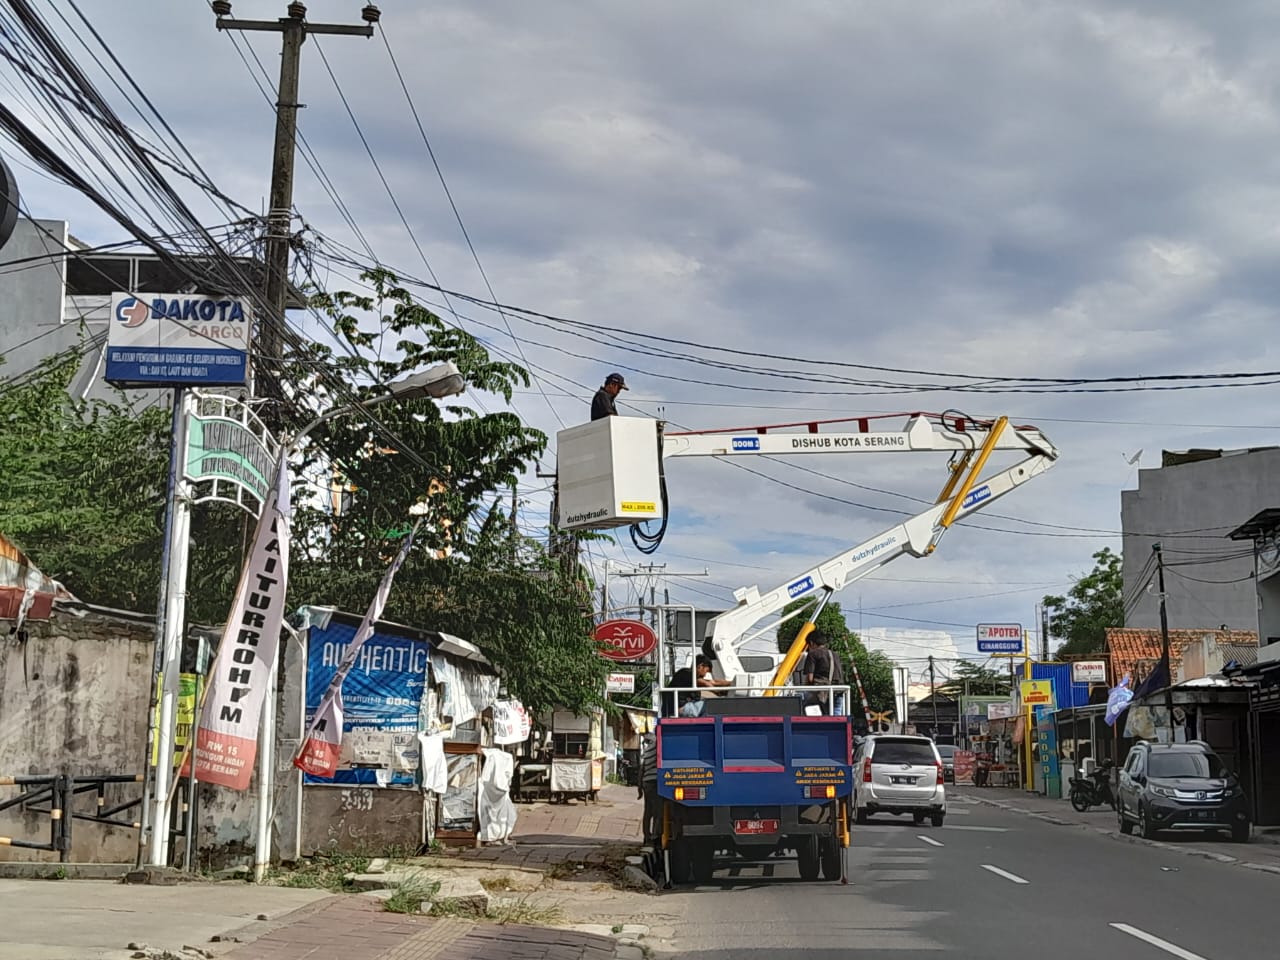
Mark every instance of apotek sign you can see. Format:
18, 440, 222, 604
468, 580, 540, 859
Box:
977, 623, 1024, 654
594, 619, 658, 662
1071, 660, 1107, 685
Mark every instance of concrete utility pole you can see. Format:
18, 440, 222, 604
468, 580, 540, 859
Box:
1153, 543, 1177, 737
928, 655, 938, 735
213, 1, 377, 368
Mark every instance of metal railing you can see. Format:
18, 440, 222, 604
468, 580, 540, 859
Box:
0, 773, 145, 862
657, 682, 854, 717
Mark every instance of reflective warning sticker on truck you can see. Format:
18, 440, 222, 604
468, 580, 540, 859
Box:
663, 767, 714, 787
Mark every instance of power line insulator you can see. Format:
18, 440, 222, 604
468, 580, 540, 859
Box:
361, 4, 381, 23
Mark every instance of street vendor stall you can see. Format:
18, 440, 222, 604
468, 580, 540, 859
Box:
548, 708, 605, 803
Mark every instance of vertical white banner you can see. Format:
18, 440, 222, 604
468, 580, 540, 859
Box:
193, 458, 291, 790
293, 522, 420, 778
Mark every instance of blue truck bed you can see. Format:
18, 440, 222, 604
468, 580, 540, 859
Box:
655, 713, 853, 884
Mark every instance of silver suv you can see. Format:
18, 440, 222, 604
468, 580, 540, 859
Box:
852, 735, 946, 826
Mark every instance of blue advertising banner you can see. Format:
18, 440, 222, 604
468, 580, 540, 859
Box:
303, 619, 428, 786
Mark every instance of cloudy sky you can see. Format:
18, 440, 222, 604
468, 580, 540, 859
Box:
8, 0, 1280, 678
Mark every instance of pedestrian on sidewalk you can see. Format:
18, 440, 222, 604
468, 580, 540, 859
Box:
638, 730, 659, 846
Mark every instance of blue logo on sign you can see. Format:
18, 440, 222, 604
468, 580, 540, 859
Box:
962, 484, 992, 509
732, 437, 760, 451
787, 576, 815, 598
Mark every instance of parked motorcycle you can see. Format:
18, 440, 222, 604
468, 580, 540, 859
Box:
1068, 760, 1115, 812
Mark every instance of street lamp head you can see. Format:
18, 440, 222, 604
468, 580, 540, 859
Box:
385, 361, 466, 402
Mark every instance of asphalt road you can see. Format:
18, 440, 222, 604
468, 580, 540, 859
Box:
655, 792, 1278, 959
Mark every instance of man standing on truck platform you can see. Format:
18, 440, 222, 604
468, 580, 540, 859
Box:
804, 631, 842, 715
637, 730, 659, 846
663, 655, 732, 717
590, 372, 628, 420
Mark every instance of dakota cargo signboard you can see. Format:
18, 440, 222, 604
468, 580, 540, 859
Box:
976, 623, 1024, 654
106, 292, 250, 387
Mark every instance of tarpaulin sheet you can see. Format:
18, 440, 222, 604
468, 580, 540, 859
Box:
551, 758, 592, 793
478, 748, 518, 843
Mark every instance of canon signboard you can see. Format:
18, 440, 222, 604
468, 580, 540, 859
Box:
976, 623, 1024, 654
1071, 660, 1107, 685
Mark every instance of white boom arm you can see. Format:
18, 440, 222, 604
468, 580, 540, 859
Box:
661, 415, 1058, 686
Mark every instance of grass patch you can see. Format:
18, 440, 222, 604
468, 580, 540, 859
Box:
479, 875, 515, 892
486, 894, 564, 926
384, 876, 440, 915
269, 853, 371, 892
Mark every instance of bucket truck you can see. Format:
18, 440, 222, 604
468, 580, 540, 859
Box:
555, 411, 1059, 884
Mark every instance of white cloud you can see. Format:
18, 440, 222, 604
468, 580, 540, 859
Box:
9, 0, 1280, 644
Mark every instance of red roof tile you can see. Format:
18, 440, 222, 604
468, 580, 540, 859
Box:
1105, 627, 1258, 685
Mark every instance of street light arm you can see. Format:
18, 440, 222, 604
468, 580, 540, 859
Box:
287, 360, 466, 452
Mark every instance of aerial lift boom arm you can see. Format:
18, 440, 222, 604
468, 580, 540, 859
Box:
660, 414, 1058, 687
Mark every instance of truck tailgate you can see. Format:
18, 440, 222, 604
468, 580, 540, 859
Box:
656, 716, 852, 804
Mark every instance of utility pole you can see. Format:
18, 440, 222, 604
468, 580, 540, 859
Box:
1040, 603, 1050, 661
1153, 543, 1177, 739
928, 655, 938, 736
213, 1, 377, 375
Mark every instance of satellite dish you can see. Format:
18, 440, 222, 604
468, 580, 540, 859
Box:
0, 155, 19, 250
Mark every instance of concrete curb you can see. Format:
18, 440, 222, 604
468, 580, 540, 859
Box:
967, 794, 1280, 878
0, 861, 131, 880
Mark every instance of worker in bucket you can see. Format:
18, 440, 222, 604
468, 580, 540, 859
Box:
591, 372, 628, 420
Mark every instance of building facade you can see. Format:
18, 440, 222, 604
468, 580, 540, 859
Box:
1121, 448, 1280, 631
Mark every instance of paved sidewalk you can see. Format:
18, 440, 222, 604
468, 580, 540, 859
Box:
222, 895, 624, 960
451, 783, 643, 871
956, 786, 1280, 876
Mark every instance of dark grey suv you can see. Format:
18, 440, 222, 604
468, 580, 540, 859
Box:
1116, 742, 1250, 842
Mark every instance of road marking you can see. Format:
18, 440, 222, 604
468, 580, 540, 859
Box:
981, 864, 1029, 884
918, 835, 945, 847
945, 824, 1008, 832
1110, 924, 1209, 960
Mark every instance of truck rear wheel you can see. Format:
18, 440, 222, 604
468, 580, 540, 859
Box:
668, 840, 691, 886
690, 842, 716, 883
797, 836, 821, 881
820, 838, 842, 881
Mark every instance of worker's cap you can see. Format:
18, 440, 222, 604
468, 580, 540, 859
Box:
605, 372, 629, 389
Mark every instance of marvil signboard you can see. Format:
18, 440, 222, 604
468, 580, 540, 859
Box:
105, 292, 250, 387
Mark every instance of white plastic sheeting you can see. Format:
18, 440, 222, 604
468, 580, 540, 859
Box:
478, 748, 518, 843
418, 733, 448, 795
430, 652, 500, 728
550, 758, 592, 793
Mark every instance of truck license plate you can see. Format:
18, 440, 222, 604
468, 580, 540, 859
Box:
733, 819, 779, 835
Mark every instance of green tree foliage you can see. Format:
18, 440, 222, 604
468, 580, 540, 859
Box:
0, 353, 293, 623
0, 273, 608, 714
286, 271, 608, 713
938, 660, 1012, 697
775, 598, 894, 712
1045, 547, 1123, 659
